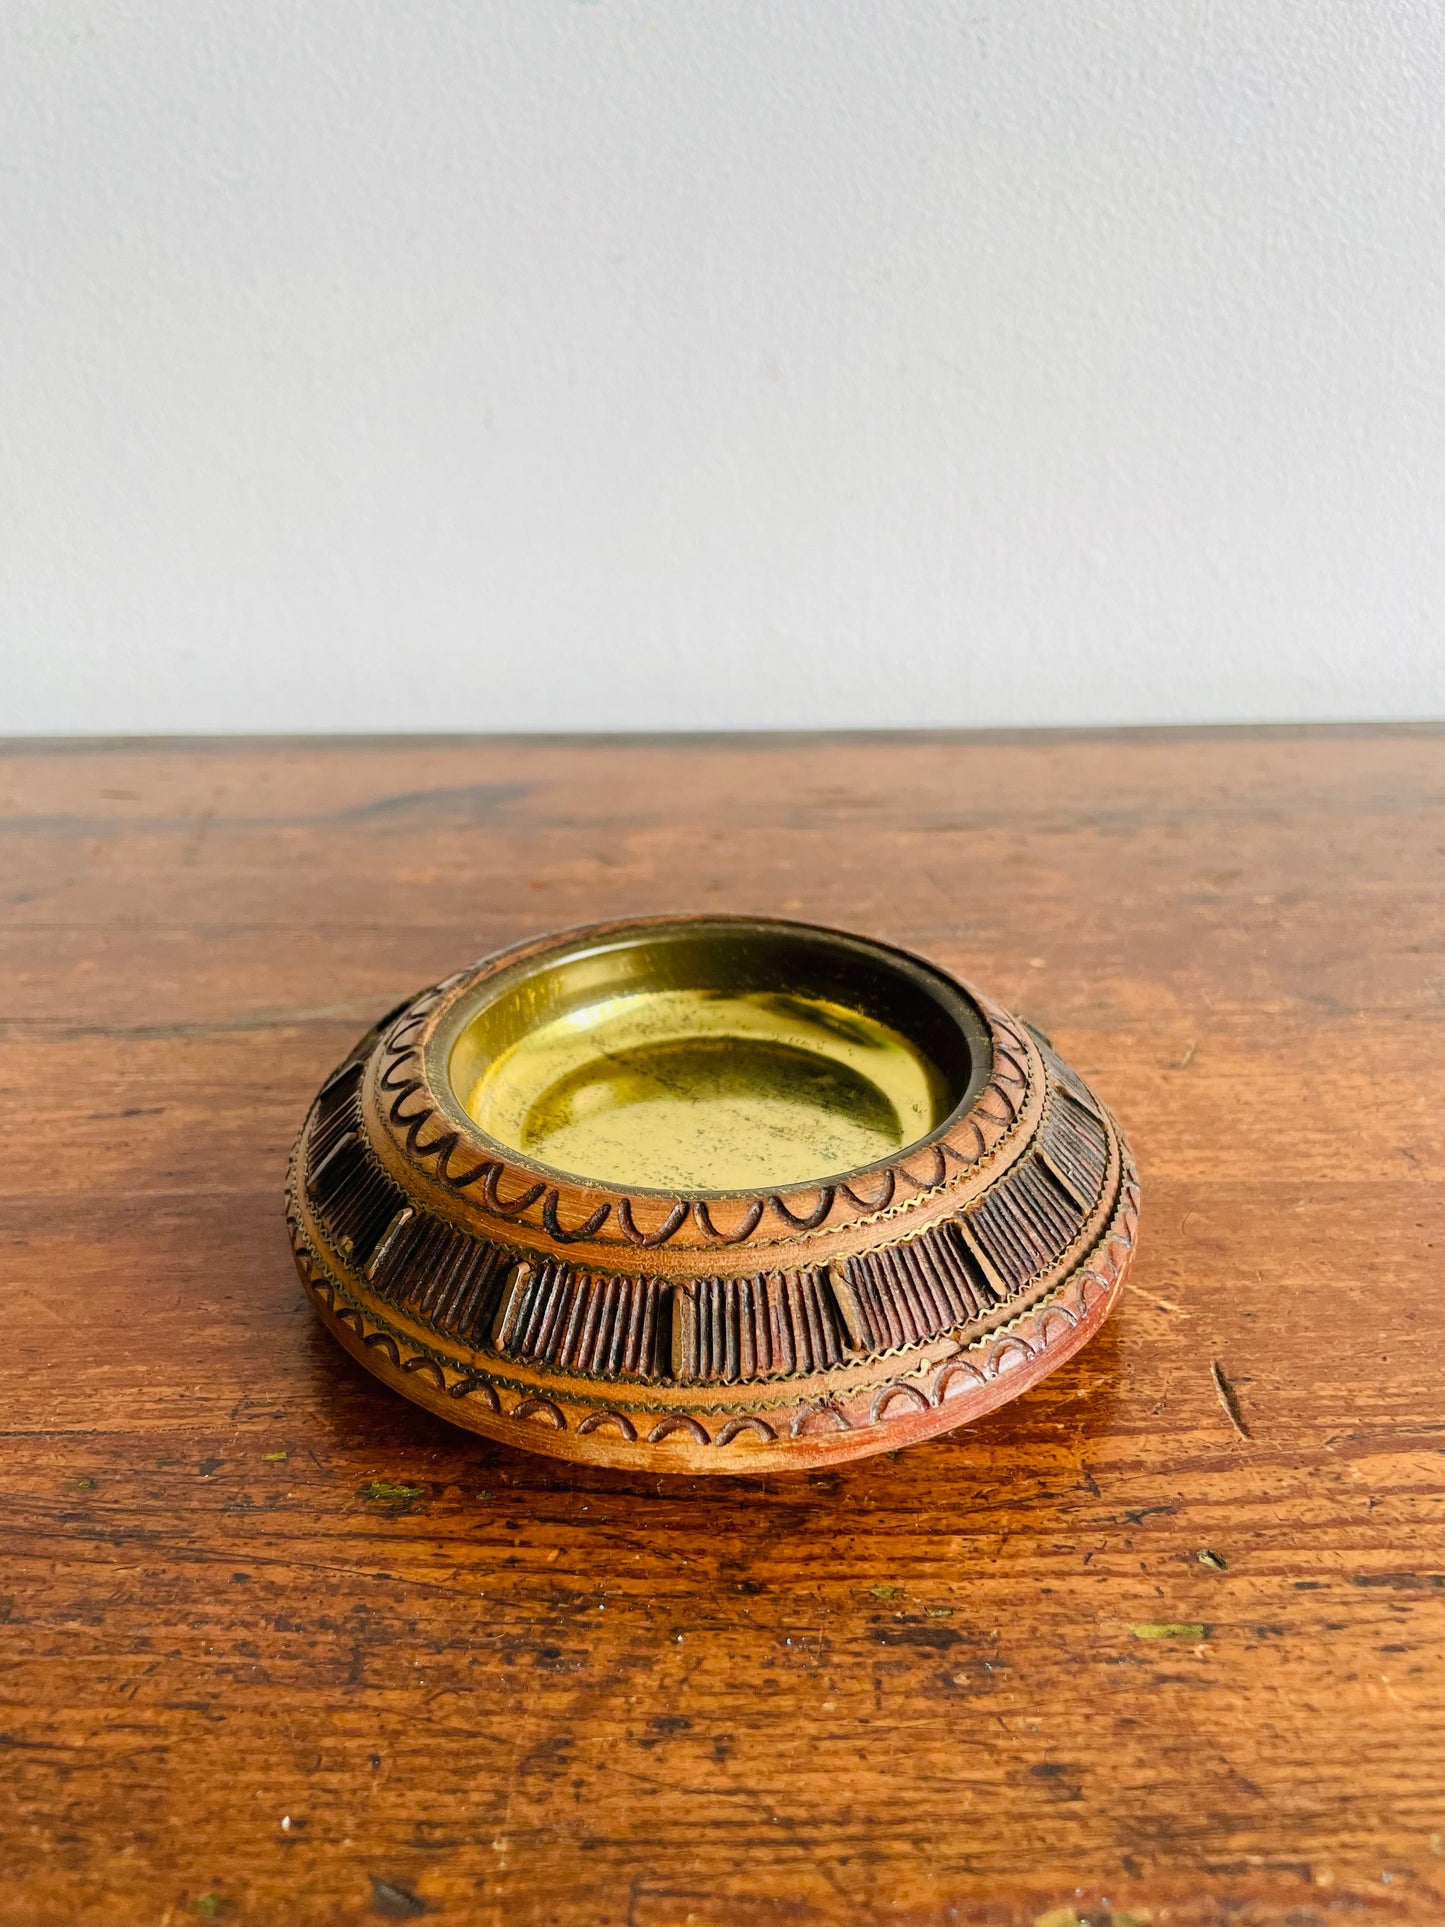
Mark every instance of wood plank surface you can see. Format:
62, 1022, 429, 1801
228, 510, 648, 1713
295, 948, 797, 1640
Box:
1, 727, 1442, 1927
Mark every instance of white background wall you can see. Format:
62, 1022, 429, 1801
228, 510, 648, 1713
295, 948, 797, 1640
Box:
3, 0, 1443, 735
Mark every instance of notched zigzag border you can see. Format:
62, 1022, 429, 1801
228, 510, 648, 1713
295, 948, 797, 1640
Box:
288, 1154, 1138, 1451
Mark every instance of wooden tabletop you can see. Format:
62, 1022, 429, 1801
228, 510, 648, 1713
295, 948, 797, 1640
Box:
4, 728, 1443, 1927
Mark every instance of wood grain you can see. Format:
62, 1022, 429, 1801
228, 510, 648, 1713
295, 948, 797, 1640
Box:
1, 727, 1442, 1927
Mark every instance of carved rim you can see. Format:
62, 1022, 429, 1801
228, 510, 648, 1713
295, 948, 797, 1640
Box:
360, 916, 1042, 1262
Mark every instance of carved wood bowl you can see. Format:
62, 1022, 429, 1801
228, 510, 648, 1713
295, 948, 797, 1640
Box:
286, 916, 1139, 1472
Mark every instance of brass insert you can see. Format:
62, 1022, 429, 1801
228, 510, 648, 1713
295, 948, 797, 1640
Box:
439, 920, 987, 1193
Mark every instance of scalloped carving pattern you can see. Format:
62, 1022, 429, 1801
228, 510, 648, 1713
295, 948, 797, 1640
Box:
367, 984, 1036, 1251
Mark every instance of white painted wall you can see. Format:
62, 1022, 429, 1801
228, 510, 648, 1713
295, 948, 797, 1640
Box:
3, 1, 1443, 735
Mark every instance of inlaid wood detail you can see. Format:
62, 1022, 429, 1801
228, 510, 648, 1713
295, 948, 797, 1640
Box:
672, 1271, 847, 1384
834, 1220, 1000, 1352
288, 1160, 1140, 1467
1038, 1088, 1110, 1208
961, 1153, 1088, 1291
493, 1264, 668, 1380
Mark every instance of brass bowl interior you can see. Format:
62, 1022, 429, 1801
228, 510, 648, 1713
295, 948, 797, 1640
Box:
440, 921, 990, 1194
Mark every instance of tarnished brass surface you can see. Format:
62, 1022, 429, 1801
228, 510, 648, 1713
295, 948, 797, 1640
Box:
440, 918, 981, 1193
459, 988, 940, 1191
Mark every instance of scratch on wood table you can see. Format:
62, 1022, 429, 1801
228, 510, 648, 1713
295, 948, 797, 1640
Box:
1210, 1359, 1252, 1441
1, 726, 1442, 1927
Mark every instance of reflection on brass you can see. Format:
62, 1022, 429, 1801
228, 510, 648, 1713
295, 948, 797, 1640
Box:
461, 988, 938, 1191
288, 915, 1139, 1474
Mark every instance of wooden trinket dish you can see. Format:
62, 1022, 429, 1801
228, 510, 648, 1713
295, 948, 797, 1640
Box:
286, 915, 1138, 1471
